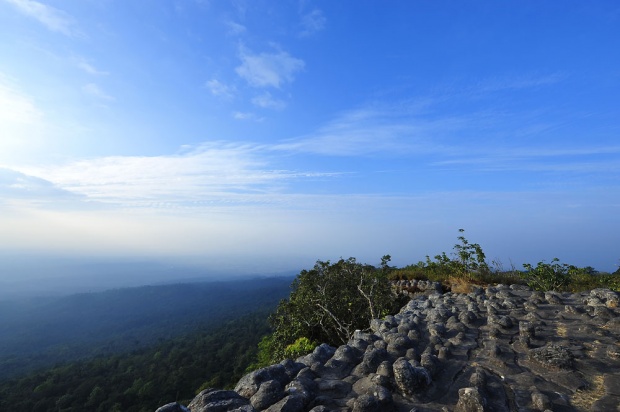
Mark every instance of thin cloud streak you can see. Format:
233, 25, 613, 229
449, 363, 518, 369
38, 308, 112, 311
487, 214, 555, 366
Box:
3, 0, 77, 36
82, 83, 114, 101
16, 143, 341, 207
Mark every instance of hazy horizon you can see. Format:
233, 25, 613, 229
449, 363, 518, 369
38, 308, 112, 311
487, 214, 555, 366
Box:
1, 1, 619, 288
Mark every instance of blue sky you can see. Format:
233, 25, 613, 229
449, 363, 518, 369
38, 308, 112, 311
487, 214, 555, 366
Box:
1, 0, 619, 277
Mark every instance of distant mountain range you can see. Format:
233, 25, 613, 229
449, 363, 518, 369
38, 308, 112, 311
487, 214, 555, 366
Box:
0, 276, 293, 380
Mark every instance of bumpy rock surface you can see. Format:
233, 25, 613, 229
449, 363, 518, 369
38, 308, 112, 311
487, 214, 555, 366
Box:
158, 285, 620, 411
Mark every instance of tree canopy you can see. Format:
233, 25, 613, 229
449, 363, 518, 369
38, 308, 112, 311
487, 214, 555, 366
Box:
257, 256, 405, 365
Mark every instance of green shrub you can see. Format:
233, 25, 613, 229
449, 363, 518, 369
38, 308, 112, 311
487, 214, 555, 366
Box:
284, 337, 317, 359
521, 258, 576, 291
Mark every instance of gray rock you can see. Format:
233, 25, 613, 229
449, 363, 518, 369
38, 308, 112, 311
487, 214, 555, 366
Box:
298, 344, 336, 367
250, 380, 285, 410
264, 394, 307, 412
316, 378, 351, 399
235, 364, 290, 398
531, 391, 551, 411
454, 387, 486, 412
351, 394, 380, 412
353, 347, 388, 375
188, 389, 255, 412
529, 344, 574, 370
155, 402, 190, 412
392, 358, 431, 397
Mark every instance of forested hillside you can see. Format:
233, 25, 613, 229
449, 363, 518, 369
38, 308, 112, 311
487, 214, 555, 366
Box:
0, 309, 274, 412
0, 277, 292, 380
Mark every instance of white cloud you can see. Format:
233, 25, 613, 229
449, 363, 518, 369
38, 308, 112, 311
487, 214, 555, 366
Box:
472, 73, 567, 94
0, 167, 79, 204
82, 83, 114, 101
273, 105, 441, 156
205, 79, 235, 99
236, 47, 305, 89
76, 59, 109, 76
233, 111, 264, 122
17, 142, 332, 206
299, 9, 326, 37
3, 0, 77, 36
251, 92, 287, 110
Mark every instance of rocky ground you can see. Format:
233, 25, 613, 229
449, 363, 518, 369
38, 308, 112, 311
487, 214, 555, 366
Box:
156, 281, 620, 412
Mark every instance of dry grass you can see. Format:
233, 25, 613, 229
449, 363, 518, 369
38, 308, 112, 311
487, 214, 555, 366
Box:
571, 374, 605, 411
447, 276, 477, 294
556, 323, 568, 338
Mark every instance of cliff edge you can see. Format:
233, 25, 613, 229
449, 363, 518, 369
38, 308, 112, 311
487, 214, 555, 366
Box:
156, 284, 620, 412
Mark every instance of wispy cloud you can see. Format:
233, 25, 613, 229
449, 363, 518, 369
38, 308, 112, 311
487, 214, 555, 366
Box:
205, 79, 235, 99
471, 72, 567, 94
16, 143, 338, 208
233, 111, 264, 122
236, 47, 305, 89
433, 146, 620, 174
225, 19, 246, 36
3, 0, 77, 36
0, 168, 79, 204
76, 59, 109, 76
299, 8, 326, 37
273, 104, 453, 156
252, 92, 287, 110
82, 83, 114, 101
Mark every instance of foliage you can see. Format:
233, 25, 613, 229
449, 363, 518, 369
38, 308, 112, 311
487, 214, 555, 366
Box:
257, 256, 405, 365
0, 310, 273, 412
452, 229, 490, 278
284, 337, 317, 359
389, 230, 499, 283
0, 278, 291, 381
521, 258, 579, 291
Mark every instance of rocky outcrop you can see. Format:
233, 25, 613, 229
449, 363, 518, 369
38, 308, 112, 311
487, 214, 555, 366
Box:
158, 286, 620, 411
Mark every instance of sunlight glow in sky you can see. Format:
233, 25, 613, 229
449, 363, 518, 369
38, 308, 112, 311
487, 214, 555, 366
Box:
1, 0, 619, 275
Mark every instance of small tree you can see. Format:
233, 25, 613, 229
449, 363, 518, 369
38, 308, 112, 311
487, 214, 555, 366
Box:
452, 229, 490, 278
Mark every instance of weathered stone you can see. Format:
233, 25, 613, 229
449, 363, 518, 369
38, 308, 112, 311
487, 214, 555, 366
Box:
545, 292, 562, 305
264, 393, 307, 412
298, 344, 336, 367
455, 387, 486, 412
469, 368, 486, 393
519, 321, 535, 339
155, 402, 190, 412
157, 282, 620, 412
392, 358, 431, 397
316, 379, 351, 399
235, 364, 290, 398
530, 391, 551, 411
250, 379, 284, 410
420, 353, 438, 376
353, 347, 388, 375
188, 389, 255, 412
529, 344, 574, 370
350, 394, 380, 412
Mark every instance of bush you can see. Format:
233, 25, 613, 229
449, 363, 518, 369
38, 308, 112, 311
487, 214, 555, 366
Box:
284, 337, 317, 359
257, 256, 404, 365
521, 258, 576, 291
